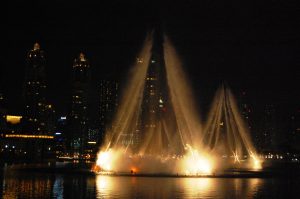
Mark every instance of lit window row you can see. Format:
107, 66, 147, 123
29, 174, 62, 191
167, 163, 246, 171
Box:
5, 134, 54, 139
146, 77, 157, 81
27, 81, 41, 85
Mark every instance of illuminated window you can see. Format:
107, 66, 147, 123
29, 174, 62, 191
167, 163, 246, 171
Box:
6, 115, 22, 124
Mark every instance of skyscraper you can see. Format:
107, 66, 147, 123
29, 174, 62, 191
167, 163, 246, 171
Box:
238, 91, 257, 146
23, 43, 48, 135
261, 104, 278, 152
68, 53, 90, 155
136, 28, 178, 154
0, 92, 6, 131
20, 43, 55, 159
99, 80, 118, 143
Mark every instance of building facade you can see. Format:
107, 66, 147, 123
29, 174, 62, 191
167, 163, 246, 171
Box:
23, 43, 49, 135
99, 80, 118, 143
67, 53, 91, 155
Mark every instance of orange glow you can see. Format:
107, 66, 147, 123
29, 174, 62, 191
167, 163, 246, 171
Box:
233, 151, 241, 163
5, 134, 54, 139
96, 150, 113, 171
182, 145, 214, 175
250, 152, 262, 170
130, 167, 138, 173
6, 115, 22, 124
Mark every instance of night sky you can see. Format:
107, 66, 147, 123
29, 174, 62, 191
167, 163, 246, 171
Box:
4, 0, 300, 123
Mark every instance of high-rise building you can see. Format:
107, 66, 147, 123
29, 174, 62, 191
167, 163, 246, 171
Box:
261, 104, 278, 152
23, 43, 49, 135
99, 80, 118, 143
288, 108, 300, 153
68, 53, 91, 155
17, 43, 55, 159
140, 29, 167, 149
239, 91, 252, 130
0, 92, 6, 130
133, 28, 177, 154
238, 91, 258, 147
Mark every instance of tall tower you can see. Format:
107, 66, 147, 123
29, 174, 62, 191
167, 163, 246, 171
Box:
99, 80, 118, 143
23, 43, 48, 135
261, 104, 278, 152
68, 53, 90, 155
137, 28, 177, 154
0, 91, 6, 130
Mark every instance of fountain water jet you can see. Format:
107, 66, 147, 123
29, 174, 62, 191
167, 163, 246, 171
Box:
203, 84, 262, 170
94, 31, 261, 175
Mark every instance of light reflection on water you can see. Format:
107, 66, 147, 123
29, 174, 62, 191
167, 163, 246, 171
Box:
94, 176, 263, 199
2, 169, 300, 199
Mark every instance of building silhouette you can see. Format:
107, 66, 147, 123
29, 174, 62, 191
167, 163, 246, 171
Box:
99, 80, 118, 143
3, 43, 56, 159
22, 43, 49, 135
67, 53, 91, 155
132, 28, 178, 155
260, 104, 278, 152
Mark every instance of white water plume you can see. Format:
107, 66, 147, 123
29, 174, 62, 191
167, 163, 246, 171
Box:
95, 32, 261, 174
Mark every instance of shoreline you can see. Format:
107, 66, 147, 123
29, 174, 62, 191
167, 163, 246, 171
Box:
2, 161, 300, 179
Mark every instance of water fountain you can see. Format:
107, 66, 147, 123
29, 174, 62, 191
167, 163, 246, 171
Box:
93, 29, 261, 176
203, 84, 261, 171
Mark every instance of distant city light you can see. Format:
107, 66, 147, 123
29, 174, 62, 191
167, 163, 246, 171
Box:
5, 134, 54, 139
55, 132, 62, 135
6, 115, 22, 124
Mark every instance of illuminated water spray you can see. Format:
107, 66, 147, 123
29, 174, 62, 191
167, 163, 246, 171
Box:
94, 30, 261, 175
203, 84, 262, 170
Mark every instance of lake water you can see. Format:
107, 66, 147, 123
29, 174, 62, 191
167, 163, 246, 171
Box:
1, 163, 300, 199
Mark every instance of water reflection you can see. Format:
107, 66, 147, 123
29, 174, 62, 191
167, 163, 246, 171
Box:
95, 176, 264, 199
2, 171, 53, 199
2, 169, 95, 199
1, 168, 299, 199
52, 175, 63, 199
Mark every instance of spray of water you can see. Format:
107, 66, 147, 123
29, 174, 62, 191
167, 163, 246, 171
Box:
203, 84, 261, 169
94, 32, 261, 175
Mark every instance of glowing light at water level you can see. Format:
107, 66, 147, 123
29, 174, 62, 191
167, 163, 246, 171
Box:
183, 145, 213, 175
96, 150, 113, 171
92, 31, 263, 175
250, 152, 262, 170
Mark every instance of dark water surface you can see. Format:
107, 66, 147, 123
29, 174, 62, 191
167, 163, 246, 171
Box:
1, 163, 300, 199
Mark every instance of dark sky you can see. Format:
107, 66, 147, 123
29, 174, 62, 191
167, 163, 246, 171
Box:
4, 0, 300, 121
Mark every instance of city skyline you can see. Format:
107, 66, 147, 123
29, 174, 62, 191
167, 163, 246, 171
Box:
1, 2, 300, 198
4, 0, 299, 119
